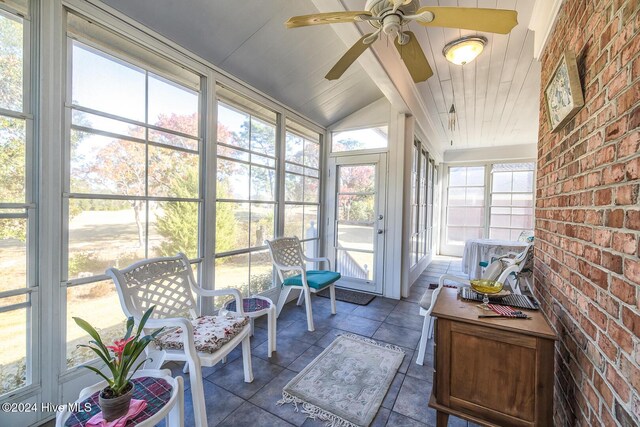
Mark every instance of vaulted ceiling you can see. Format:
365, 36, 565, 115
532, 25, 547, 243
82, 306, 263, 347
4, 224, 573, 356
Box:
101, 0, 384, 127
102, 0, 541, 152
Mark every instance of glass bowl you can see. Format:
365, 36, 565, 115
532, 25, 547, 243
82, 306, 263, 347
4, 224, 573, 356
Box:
470, 279, 504, 294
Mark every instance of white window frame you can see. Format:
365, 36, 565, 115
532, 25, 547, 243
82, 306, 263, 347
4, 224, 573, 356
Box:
284, 123, 322, 264
0, 0, 40, 405
440, 160, 536, 257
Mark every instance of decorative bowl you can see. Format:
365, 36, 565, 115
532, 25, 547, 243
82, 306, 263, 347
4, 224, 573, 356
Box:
470, 279, 504, 295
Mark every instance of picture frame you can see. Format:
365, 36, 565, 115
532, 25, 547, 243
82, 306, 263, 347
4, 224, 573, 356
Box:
544, 50, 584, 132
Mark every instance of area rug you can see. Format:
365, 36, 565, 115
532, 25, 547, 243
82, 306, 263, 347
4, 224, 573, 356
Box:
278, 334, 404, 427
316, 287, 376, 305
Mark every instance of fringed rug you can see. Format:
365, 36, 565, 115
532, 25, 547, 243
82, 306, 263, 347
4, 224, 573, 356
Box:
278, 334, 404, 427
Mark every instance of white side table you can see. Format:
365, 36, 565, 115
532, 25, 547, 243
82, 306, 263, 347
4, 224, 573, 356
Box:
55, 369, 183, 427
224, 295, 277, 357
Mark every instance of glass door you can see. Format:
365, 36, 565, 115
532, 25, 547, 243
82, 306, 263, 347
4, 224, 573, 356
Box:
328, 153, 386, 294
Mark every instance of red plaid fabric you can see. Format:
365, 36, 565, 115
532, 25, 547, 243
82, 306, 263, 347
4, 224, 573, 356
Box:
487, 304, 517, 317
64, 377, 172, 427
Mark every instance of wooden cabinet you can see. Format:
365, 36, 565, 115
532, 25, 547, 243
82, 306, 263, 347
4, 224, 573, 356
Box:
429, 288, 557, 427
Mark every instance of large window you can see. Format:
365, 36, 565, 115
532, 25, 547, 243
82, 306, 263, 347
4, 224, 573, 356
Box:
215, 89, 277, 302
444, 163, 535, 247
285, 120, 321, 265
0, 0, 33, 397
445, 166, 486, 245
64, 15, 202, 368
214, 93, 323, 300
410, 140, 436, 267
489, 163, 535, 240
410, 144, 419, 267
332, 126, 388, 152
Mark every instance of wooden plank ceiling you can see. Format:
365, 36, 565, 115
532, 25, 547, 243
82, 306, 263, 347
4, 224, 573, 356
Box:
346, 0, 540, 149
100, 0, 384, 127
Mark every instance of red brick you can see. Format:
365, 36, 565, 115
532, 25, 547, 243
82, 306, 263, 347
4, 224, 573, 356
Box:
621, 306, 640, 337
601, 251, 623, 273
606, 364, 631, 401
621, 26, 640, 63
608, 321, 633, 354
602, 164, 625, 184
594, 229, 613, 247
617, 130, 640, 159
610, 276, 637, 305
615, 184, 639, 205
594, 372, 614, 408
605, 209, 625, 228
617, 84, 639, 114
612, 232, 638, 254
595, 188, 612, 205
625, 157, 639, 180
623, 257, 640, 283
605, 116, 627, 141
598, 333, 618, 361
607, 70, 629, 100
588, 304, 608, 330
626, 210, 640, 230
629, 105, 640, 131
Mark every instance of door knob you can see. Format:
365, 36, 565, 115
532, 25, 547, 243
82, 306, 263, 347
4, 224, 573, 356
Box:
377, 229, 384, 234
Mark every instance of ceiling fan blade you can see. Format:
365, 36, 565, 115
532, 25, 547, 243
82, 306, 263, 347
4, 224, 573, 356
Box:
325, 34, 373, 80
394, 32, 433, 83
286, 11, 372, 29
414, 7, 518, 34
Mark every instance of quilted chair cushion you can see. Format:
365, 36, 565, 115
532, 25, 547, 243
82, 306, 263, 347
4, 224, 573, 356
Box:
154, 315, 249, 354
282, 270, 341, 289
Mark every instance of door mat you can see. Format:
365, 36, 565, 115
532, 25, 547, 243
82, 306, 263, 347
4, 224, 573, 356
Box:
316, 287, 376, 305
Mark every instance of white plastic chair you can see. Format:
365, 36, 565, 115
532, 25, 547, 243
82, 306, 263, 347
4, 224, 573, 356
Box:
106, 254, 253, 427
498, 243, 534, 294
266, 237, 340, 332
415, 260, 518, 366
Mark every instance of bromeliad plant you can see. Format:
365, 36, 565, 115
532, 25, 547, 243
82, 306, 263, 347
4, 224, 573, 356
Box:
73, 306, 164, 397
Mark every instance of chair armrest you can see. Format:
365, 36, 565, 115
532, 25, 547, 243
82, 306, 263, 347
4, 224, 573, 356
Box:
438, 274, 471, 287
302, 255, 331, 270
191, 287, 245, 315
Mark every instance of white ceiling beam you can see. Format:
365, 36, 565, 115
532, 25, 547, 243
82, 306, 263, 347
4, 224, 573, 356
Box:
310, 0, 445, 156
529, 0, 564, 60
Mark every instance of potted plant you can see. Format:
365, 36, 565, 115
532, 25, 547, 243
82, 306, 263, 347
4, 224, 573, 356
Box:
73, 306, 163, 421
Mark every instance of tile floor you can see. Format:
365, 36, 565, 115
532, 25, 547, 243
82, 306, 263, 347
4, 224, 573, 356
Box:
158, 256, 479, 427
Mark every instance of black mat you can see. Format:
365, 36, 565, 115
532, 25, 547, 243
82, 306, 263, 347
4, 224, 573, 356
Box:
316, 287, 376, 305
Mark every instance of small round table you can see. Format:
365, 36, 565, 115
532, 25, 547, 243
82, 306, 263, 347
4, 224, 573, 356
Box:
56, 369, 184, 427
224, 295, 276, 357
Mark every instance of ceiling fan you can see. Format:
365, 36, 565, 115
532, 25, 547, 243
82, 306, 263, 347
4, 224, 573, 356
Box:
285, 0, 518, 83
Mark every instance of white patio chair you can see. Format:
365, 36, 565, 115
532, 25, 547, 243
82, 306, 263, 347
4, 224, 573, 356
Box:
266, 236, 341, 332
415, 260, 518, 366
106, 253, 253, 427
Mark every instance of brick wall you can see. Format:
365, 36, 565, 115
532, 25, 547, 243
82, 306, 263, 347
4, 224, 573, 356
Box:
535, 0, 639, 425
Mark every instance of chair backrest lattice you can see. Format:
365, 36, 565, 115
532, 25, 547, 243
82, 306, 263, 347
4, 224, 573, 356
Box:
108, 255, 198, 321
266, 237, 305, 268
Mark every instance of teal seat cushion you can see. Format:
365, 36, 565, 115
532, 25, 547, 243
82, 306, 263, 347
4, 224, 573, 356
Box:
283, 270, 341, 289
479, 261, 489, 267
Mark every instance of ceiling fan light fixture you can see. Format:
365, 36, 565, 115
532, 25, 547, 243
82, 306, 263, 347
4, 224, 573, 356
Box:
443, 36, 487, 65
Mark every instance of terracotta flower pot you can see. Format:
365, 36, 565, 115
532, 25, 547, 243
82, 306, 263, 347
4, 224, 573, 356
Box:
99, 382, 134, 421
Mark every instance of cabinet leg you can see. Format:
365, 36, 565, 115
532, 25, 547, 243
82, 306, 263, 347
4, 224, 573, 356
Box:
436, 411, 449, 427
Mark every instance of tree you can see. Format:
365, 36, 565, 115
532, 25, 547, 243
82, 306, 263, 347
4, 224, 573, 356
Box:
214, 182, 237, 255
0, 16, 26, 241
0, 15, 22, 111
155, 169, 199, 257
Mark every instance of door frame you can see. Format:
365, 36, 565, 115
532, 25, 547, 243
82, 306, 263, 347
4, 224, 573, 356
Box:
326, 153, 387, 294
